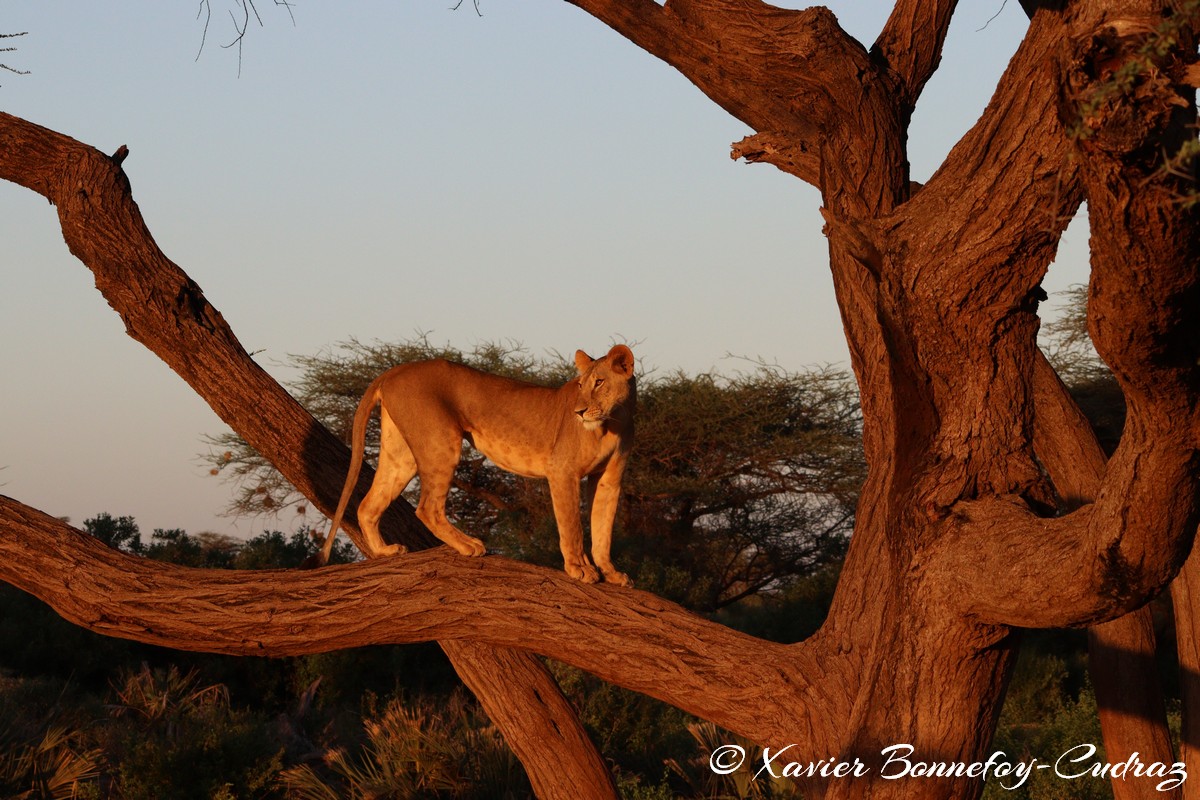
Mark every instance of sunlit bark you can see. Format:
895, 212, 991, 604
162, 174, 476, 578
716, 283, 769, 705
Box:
1, 0, 1197, 796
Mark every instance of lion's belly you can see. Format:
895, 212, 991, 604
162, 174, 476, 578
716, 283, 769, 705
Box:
465, 432, 547, 479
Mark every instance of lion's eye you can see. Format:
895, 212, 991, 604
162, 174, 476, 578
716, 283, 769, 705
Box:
594, 378, 605, 388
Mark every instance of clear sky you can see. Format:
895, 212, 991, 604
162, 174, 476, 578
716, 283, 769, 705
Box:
1, 2, 1089, 538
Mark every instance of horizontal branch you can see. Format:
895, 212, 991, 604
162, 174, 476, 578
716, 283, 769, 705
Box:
0, 495, 836, 746
924, 357, 1198, 627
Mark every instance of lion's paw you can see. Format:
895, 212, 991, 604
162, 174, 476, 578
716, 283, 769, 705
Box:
603, 570, 632, 588
567, 562, 601, 584
375, 543, 408, 558
453, 536, 486, 557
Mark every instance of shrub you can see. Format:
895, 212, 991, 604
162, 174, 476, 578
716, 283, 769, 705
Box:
99, 664, 283, 800
279, 690, 527, 799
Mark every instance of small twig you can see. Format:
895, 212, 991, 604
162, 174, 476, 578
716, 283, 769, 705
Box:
195, 1, 211, 62
450, 0, 484, 17
1, 32, 31, 83
195, 1, 295, 75
977, 0, 1008, 32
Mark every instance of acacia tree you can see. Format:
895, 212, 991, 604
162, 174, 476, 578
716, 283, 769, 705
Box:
1, 2, 1199, 799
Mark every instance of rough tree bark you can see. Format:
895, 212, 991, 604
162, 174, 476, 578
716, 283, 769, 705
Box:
1034, 354, 1179, 799
1, 1, 1198, 798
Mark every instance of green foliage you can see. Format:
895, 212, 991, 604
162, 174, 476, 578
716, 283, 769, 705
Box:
0, 675, 103, 800
79, 516, 358, 572
233, 529, 355, 569
624, 364, 860, 611
986, 683, 1109, 800
81, 513, 143, 555
1067, 1, 1198, 143
616, 770, 679, 800
0, 725, 102, 800
549, 661, 692, 779
713, 564, 840, 644
143, 528, 240, 568
1065, 0, 1199, 209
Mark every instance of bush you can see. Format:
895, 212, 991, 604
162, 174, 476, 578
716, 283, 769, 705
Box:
98, 664, 283, 800
279, 690, 528, 799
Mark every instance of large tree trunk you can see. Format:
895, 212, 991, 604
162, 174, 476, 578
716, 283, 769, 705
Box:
1, 0, 1197, 797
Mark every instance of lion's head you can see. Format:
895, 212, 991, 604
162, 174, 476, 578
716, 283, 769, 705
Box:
573, 344, 635, 431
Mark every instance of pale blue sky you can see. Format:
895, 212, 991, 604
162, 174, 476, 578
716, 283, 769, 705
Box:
1, 2, 1089, 537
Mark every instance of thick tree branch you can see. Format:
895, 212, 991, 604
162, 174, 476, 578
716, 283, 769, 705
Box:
895, 7, 1082, 310
821, 9, 1084, 636
0, 495, 835, 748
566, 0, 887, 190
1030, 353, 1178, 800
926, 4, 1200, 633
0, 110, 617, 800
873, 0, 960, 110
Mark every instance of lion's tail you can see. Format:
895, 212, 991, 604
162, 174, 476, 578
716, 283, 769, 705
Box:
314, 373, 386, 567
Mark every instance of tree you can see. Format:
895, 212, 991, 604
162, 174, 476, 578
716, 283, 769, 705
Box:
83, 512, 144, 555
0, 3, 1198, 800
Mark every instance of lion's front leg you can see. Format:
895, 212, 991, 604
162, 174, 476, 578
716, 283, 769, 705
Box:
548, 476, 599, 583
586, 467, 631, 587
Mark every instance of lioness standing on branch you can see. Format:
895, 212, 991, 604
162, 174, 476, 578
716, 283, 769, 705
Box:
316, 344, 636, 585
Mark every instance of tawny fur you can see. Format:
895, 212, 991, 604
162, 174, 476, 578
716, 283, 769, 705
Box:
317, 345, 636, 585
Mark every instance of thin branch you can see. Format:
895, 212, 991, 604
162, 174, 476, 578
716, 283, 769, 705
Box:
1, 32, 30, 82
195, 0, 296, 73
195, 2, 211, 61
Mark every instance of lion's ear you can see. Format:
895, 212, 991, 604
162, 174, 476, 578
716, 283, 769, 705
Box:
575, 349, 595, 375
607, 344, 634, 377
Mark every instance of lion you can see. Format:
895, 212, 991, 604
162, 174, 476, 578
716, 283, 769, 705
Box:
315, 344, 636, 585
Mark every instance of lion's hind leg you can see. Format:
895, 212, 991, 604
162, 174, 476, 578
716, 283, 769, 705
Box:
411, 441, 487, 558
355, 408, 414, 558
